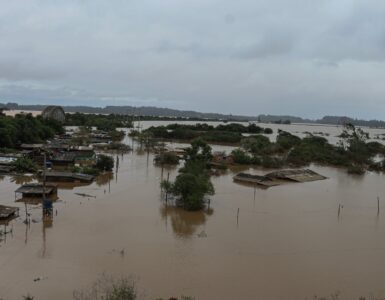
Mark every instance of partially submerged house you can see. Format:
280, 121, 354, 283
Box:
0, 205, 19, 220
50, 149, 96, 166
15, 183, 58, 200
265, 169, 327, 182
212, 152, 234, 164
43, 171, 94, 183
233, 169, 327, 187
0, 154, 22, 174
233, 173, 282, 187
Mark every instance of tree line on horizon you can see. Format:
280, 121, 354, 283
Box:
2, 103, 385, 128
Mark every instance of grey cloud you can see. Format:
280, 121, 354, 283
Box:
1, 0, 385, 119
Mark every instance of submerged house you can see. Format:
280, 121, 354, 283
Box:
0, 205, 19, 220
15, 183, 58, 200
42, 106, 65, 123
212, 152, 234, 164
233, 169, 327, 187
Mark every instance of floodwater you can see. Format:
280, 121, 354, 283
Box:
1, 122, 385, 299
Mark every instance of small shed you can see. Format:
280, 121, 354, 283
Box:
15, 183, 58, 199
43, 171, 94, 183
0, 205, 19, 220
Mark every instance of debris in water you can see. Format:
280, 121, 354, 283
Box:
75, 193, 96, 198
197, 230, 207, 238
33, 276, 47, 282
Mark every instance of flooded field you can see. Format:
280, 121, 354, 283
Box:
1, 122, 385, 299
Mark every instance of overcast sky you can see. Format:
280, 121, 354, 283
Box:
1, 0, 385, 119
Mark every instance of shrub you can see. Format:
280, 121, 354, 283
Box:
347, 164, 365, 175
11, 157, 38, 173
276, 130, 301, 150
264, 128, 273, 134
241, 135, 271, 155
231, 149, 252, 164
95, 155, 114, 171
261, 156, 284, 168
73, 274, 136, 300
154, 152, 180, 165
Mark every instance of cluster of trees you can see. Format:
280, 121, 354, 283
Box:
231, 124, 385, 174
65, 113, 132, 131
162, 139, 214, 211
0, 113, 64, 149
145, 123, 273, 144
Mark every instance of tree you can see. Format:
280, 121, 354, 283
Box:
11, 157, 38, 173
172, 171, 214, 210
95, 155, 114, 171
184, 138, 212, 162
162, 139, 215, 211
231, 149, 252, 164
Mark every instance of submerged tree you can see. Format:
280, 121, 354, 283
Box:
162, 139, 215, 211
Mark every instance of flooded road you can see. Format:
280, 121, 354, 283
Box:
1, 123, 385, 299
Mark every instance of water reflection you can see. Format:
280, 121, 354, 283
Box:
160, 205, 213, 239
38, 181, 93, 190
95, 172, 114, 186
41, 209, 54, 258
10, 175, 35, 185
0, 217, 16, 245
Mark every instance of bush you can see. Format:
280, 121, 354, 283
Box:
261, 156, 284, 168
276, 130, 301, 150
11, 157, 38, 173
231, 149, 252, 164
154, 152, 180, 165
95, 155, 114, 171
73, 274, 136, 300
264, 128, 273, 134
241, 135, 271, 155
347, 164, 365, 175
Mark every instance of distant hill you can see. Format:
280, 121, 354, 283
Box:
2, 102, 385, 128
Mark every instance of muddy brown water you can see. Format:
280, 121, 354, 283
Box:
1, 122, 385, 299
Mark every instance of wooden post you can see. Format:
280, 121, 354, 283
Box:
377, 197, 380, 215
338, 204, 341, 217
165, 172, 170, 203
43, 153, 46, 202
24, 202, 28, 223
237, 208, 240, 225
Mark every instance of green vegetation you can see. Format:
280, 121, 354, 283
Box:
73, 274, 136, 300
65, 113, 132, 131
230, 124, 385, 174
108, 130, 126, 141
72, 154, 114, 176
231, 149, 253, 164
0, 113, 64, 149
144, 123, 273, 144
95, 154, 114, 172
11, 157, 38, 173
162, 139, 214, 211
154, 152, 180, 165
